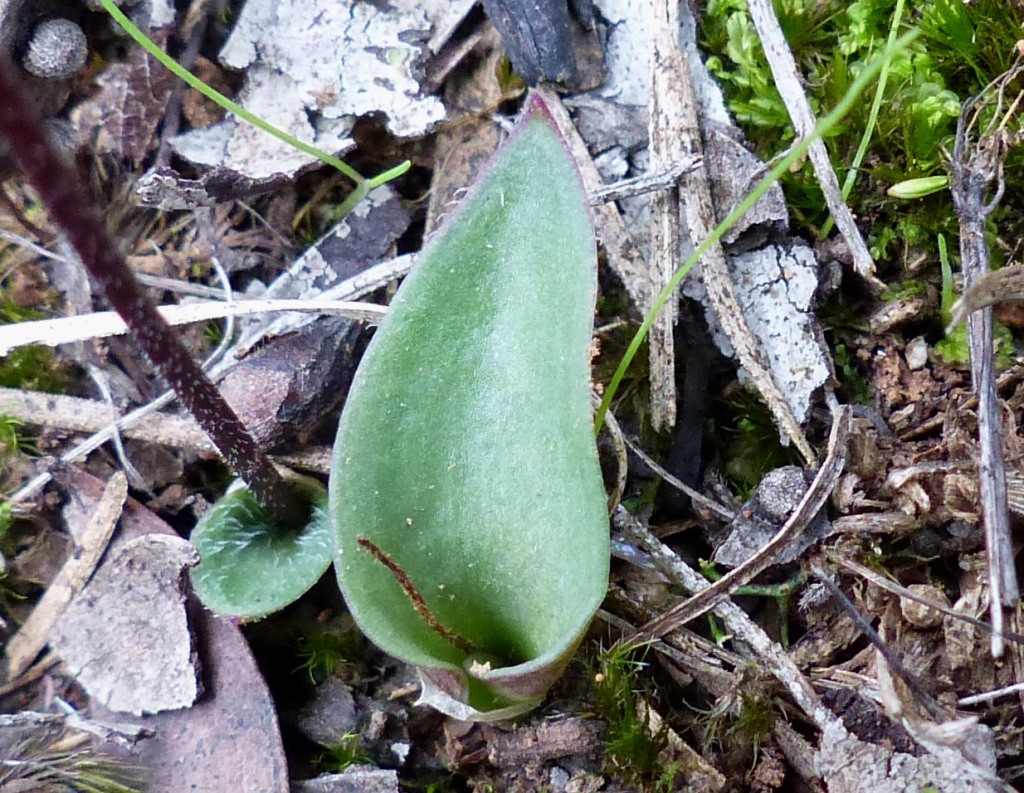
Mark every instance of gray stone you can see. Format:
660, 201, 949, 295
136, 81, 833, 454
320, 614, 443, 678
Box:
292, 767, 399, 793
24, 19, 87, 79
295, 678, 359, 746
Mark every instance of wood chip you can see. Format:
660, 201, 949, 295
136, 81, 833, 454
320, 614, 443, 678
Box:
3, 471, 127, 680
645, 0, 686, 431
50, 534, 201, 715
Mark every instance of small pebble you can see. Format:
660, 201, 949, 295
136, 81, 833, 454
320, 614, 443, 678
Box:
900, 584, 949, 628
24, 19, 88, 80
390, 742, 410, 764
753, 466, 807, 521
905, 336, 929, 370
549, 767, 571, 791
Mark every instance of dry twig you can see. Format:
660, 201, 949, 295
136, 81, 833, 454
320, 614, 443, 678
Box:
645, 0, 686, 431
0, 298, 384, 356
948, 58, 1024, 655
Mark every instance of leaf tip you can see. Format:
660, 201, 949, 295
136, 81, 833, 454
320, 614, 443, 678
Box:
521, 91, 555, 124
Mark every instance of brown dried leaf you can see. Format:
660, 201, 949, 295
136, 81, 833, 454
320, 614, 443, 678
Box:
425, 27, 506, 237
96, 607, 289, 792
181, 55, 231, 130
71, 30, 176, 165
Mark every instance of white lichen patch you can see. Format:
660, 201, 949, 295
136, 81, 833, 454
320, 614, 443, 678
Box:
171, 0, 447, 179
685, 243, 830, 424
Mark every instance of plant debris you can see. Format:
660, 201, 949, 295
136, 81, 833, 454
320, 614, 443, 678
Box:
51, 533, 200, 716
3, 0, 1024, 790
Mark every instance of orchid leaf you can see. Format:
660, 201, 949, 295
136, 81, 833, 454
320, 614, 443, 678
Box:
191, 476, 332, 619
330, 94, 609, 720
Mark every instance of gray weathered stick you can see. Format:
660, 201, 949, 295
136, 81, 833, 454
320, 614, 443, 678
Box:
0, 387, 212, 453
588, 160, 700, 205
645, 0, 686, 431
656, 25, 815, 461
746, 0, 879, 288
948, 64, 1024, 656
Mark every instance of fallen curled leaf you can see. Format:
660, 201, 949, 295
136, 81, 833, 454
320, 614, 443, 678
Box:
70, 28, 176, 165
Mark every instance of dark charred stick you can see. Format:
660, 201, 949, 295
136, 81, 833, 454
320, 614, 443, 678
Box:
0, 58, 298, 524
481, 0, 595, 87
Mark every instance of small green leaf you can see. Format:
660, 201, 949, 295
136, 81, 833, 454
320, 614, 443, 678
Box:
330, 94, 609, 720
886, 175, 949, 199
191, 476, 332, 619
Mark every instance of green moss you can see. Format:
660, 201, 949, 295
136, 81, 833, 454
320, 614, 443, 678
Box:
880, 280, 927, 302
621, 478, 659, 515
715, 391, 801, 497
0, 501, 12, 545
933, 321, 1014, 370
700, 0, 1024, 278
0, 276, 71, 394
294, 627, 359, 684
832, 343, 873, 404
202, 319, 225, 347
590, 641, 668, 787
0, 345, 69, 393
0, 731, 141, 792
0, 415, 32, 463
729, 691, 776, 750
495, 55, 527, 97
315, 733, 373, 773
700, 673, 777, 764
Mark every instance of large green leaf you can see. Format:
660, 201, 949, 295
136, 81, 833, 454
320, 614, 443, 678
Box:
330, 94, 609, 720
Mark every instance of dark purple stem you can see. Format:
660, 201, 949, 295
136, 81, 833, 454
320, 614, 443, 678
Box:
0, 59, 295, 522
